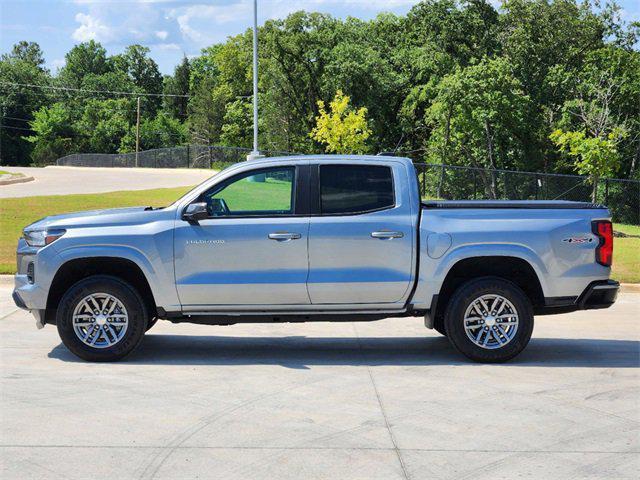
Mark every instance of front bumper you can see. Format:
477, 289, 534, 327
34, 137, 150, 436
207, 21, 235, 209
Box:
13, 274, 48, 329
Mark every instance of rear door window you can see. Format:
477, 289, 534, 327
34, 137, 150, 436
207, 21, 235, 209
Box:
319, 165, 394, 215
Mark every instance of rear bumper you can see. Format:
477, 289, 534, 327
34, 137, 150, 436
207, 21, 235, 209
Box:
537, 279, 619, 315
577, 279, 619, 310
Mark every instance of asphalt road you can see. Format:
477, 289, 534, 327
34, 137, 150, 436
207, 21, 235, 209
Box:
0, 166, 214, 198
1, 285, 638, 480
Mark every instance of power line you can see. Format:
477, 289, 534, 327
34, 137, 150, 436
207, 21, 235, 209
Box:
0, 123, 185, 138
0, 124, 33, 131
0, 81, 190, 98
1, 116, 32, 123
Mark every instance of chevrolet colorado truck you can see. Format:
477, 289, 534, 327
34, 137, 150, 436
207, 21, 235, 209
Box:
13, 155, 619, 362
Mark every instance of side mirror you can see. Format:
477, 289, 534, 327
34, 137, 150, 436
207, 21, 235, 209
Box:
182, 202, 208, 223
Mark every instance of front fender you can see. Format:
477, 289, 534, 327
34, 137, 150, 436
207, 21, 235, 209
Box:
49, 244, 180, 311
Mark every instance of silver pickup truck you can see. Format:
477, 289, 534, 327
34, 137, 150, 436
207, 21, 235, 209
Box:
13, 155, 619, 362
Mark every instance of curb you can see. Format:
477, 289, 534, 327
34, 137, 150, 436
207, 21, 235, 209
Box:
621, 283, 640, 293
0, 175, 35, 186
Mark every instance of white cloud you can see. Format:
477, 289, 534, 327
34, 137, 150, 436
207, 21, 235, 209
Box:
72, 12, 115, 42
167, 1, 421, 47
71, 0, 175, 46
156, 42, 180, 51
67, 0, 421, 73
170, 2, 251, 44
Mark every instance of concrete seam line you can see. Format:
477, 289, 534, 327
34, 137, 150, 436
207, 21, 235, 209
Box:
352, 323, 411, 480
0, 309, 19, 321
1, 445, 637, 454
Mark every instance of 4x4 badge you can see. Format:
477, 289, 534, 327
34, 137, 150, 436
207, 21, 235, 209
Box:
562, 236, 593, 244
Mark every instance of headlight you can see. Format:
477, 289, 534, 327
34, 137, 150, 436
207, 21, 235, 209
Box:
23, 229, 66, 247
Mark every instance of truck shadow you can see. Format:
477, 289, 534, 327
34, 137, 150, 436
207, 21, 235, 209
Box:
48, 335, 640, 368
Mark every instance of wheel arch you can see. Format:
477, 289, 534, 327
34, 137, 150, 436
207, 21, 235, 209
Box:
46, 256, 157, 323
431, 255, 545, 331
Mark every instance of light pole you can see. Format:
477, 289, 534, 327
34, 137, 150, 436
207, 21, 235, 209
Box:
247, 0, 263, 161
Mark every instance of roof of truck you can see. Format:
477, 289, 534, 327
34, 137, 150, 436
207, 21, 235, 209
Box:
246, 154, 413, 165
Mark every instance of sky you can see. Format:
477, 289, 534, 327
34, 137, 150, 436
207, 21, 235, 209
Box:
1, 0, 639, 75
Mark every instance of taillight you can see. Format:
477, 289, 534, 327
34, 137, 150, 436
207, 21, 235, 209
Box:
592, 220, 613, 267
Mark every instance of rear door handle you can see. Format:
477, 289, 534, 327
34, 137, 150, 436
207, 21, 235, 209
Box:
371, 231, 404, 239
268, 232, 302, 241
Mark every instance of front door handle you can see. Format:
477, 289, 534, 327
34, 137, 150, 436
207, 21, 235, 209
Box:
268, 232, 302, 241
371, 231, 404, 239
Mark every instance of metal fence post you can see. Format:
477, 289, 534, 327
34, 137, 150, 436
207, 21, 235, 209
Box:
473, 170, 477, 199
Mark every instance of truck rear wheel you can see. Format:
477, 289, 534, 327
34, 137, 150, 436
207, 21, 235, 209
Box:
444, 277, 533, 363
56, 275, 148, 362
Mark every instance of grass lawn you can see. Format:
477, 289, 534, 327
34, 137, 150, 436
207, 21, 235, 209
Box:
0, 187, 191, 274
1, 187, 638, 283
612, 224, 640, 284
211, 176, 293, 212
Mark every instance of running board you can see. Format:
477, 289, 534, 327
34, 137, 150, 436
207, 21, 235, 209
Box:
158, 309, 409, 326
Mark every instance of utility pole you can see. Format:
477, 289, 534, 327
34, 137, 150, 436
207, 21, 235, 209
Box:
247, 0, 263, 162
135, 96, 141, 167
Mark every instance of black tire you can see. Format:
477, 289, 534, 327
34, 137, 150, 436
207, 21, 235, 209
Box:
145, 317, 158, 332
444, 276, 534, 363
56, 275, 148, 362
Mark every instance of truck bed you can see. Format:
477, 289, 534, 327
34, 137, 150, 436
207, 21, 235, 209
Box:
421, 200, 606, 210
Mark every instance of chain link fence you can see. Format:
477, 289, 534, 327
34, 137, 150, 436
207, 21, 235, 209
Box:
56, 145, 292, 170
415, 163, 640, 225
55, 147, 639, 225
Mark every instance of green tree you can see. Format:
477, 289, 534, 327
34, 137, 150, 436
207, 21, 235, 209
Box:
3, 41, 47, 71
163, 56, 190, 122
426, 57, 530, 197
0, 41, 52, 165
120, 112, 187, 152
550, 128, 626, 201
24, 103, 74, 164
58, 40, 111, 88
310, 90, 371, 154
113, 45, 163, 115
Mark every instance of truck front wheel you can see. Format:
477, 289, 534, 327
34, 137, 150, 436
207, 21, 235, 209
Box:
444, 277, 534, 363
56, 275, 148, 362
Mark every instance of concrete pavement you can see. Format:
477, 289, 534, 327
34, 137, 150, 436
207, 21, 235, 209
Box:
1, 285, 638, 479
0, 166, 214, 198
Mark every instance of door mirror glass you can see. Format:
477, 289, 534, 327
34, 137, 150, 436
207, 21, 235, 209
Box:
183, 202, 208, 222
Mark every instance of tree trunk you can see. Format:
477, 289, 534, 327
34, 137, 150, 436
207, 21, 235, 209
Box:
591, 176, 599, 203
436, 107, 453, 199
484, 120, 498, 199
631, 141, 639, 176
